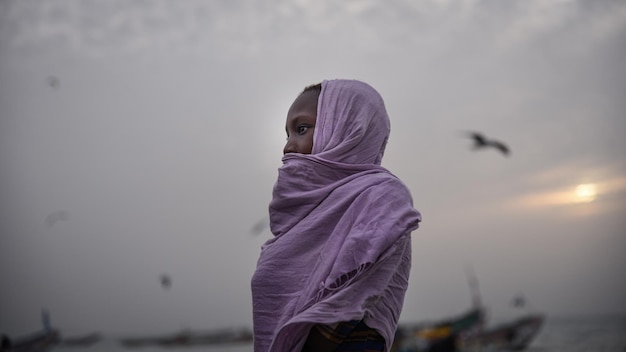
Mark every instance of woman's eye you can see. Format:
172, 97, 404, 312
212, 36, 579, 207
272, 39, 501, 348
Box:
297, 125, 309, 135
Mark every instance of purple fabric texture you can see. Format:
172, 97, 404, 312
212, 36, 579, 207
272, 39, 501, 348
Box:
251, 80, 421, 352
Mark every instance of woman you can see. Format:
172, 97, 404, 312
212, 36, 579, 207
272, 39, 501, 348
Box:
251, 79, 421, 352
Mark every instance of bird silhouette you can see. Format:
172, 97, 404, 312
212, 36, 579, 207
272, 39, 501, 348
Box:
466, 131, 510, 156
45, 210, 69, 228
250, 218, 269, 236
511, 295, 526, 308
46, 76, 60, 89
159, 274, 172, 290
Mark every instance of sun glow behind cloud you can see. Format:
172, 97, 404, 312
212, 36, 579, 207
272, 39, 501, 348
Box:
574, 183, 597, 203
513, 176, 626, 210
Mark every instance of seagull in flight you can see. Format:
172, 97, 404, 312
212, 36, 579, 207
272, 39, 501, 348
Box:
466, 131, 510, 156
45, 210, 69, 228
160, 274, 172, 290
46, 75, 60, 89
250, 218, 269, 236
511, 295, 526, 308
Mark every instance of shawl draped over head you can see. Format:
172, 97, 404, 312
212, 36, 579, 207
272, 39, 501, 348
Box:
251, 79, 421, 352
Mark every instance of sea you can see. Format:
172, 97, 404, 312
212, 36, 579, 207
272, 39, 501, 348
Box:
49, 315, 626, 352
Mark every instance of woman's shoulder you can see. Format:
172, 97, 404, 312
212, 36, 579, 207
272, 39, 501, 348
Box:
346, 172, 417, 211
366, 171, 413, 195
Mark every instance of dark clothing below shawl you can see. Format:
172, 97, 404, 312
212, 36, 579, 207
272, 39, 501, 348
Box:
302, 320, 385, 352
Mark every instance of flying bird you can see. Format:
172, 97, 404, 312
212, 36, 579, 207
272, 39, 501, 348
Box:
466, 131, 510, 156
159, 274, 172, 290
45, 210, 69, 228
511, 295, 526, 308
46, 75, 60, 89
250, 218, 269, 236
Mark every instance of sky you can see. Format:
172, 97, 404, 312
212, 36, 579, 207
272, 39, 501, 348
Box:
1, 0, 625, 337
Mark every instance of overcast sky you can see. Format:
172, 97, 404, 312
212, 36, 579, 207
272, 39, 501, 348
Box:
1, 0, 625, 337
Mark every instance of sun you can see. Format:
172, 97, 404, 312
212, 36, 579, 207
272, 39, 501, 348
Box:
574, 183, 597, 203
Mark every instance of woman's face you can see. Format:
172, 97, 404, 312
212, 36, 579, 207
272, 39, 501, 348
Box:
283, 90, 318, 155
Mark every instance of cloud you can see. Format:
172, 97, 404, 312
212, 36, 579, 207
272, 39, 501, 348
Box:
3, 0, 623, 63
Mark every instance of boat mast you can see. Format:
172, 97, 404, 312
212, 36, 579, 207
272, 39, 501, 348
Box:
465, 265, 482, 310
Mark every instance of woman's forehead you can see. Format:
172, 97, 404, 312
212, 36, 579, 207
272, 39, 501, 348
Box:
288, 90, 319, 115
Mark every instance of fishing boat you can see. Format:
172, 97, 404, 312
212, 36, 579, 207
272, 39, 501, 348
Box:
119, 327, 253, 348
459, 313, 545, 351
58, 332, 102, 348
394, 267, 545, 351
393, 308, 485, 352
1, 311, 60, 352
1, 330, 59, 352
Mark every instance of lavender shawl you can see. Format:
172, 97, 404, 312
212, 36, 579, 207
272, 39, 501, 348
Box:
251, 80, 421, 352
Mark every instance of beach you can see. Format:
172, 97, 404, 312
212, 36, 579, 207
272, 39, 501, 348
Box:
47, 314, 626, 352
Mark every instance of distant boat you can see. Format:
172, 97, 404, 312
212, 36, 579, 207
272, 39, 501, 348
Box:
393, 308, 485, 352
393, 266, 545, 352
459, 314, 545, 351
0, 330, 59, 352
119, 335, 162, 348
119, 327, 253, 348
1, 311, 60, 352
58, 332, 101, 347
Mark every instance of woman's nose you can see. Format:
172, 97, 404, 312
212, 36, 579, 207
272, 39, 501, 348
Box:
283, 139, 296, 155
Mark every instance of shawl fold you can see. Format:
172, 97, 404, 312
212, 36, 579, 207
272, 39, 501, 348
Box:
251, 80, 421, 352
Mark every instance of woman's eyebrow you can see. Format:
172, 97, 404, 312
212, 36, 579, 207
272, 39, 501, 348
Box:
293, 115, 315, 124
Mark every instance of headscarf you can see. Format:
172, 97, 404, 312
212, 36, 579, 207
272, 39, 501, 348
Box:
251, 79, 421, 352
